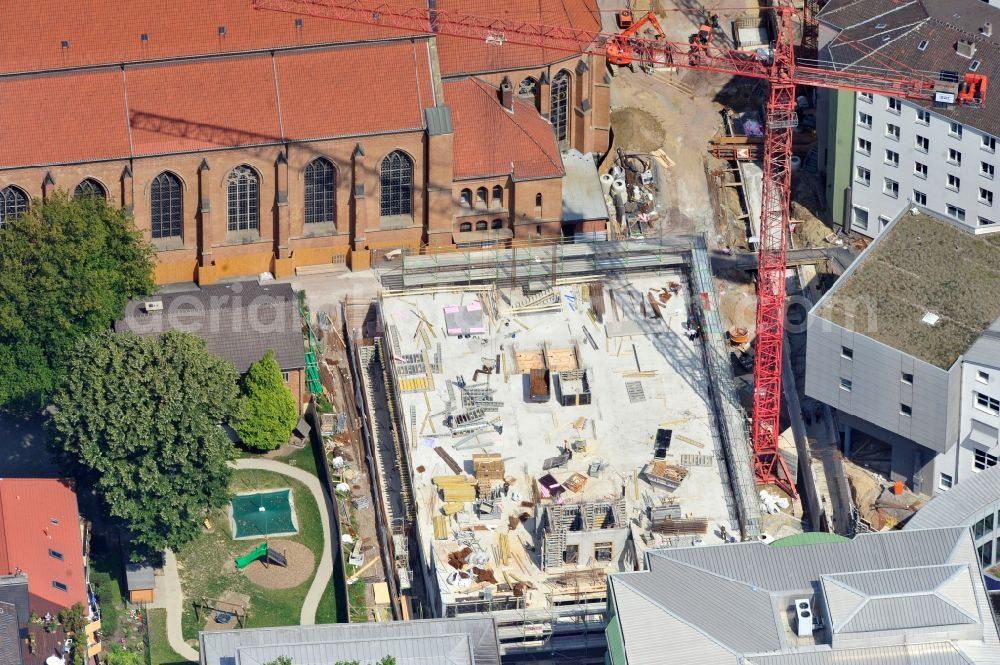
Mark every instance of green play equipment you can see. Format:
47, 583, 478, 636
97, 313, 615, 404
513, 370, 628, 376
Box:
234, 542, 288, 570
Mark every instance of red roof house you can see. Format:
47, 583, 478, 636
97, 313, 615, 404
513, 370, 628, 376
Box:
0, 480, 89, 616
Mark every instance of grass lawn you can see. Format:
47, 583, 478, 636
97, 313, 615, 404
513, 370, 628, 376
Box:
147, 609, 193, 665
176, 469, 329, 641
273, 440, 320, 477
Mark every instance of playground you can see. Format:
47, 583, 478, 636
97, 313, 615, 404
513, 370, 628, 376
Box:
229, 488, 298, 539
176, 468, 330, 641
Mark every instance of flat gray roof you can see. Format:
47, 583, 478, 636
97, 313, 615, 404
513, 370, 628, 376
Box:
815, 210, 1000, 368
560, 149, 608, 222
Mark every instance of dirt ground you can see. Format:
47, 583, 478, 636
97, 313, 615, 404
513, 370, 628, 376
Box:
845, 462, 925, 531
610, 108, 666, 153
238, 540, 315, 589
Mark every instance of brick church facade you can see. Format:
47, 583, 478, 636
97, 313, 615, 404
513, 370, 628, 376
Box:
0, 1, 610, 284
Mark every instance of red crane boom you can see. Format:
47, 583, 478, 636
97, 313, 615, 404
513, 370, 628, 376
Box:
253, 0, 988, 497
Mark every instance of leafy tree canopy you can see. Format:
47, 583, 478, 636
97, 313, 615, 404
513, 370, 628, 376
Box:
0, 193, 154, 407
236, 349, 298, 451
49, 330, 239, 554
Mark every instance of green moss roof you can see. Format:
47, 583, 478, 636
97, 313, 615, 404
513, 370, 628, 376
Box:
817, 211, 1000, 368
770, 532, 850, 548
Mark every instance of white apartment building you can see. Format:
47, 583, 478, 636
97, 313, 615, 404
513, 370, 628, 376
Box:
818, 0, 1000, 239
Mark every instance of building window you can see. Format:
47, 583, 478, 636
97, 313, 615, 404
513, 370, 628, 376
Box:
226, 165, 259, 232
491, 185, 503, 208
883, 178, 899, 198
281, 371, 290, 383
977, 370, 990, 383
975, 391, 1000, 415
949, 148, 963, 166
535, 193, 543, 208
73, 178, 106, 200
978, 540, 993, 568
913, 190, 927, 206
380, 150, 413, 217
974, 448, 999, 471
48, 549, 63, 560
984, 135, 997, 152
900, 403, 912, 416
973, 513, 995, 538
914, 162, 928, 179
551, 70, 570, 142
916, 135, 929, 152
839, 378, 852, 392
857, 112, 872, 129
856, 137, 871, 155
950, 122, 964, 138
491, 219, 503, 229
886, 123, 900, 140
884, 149, 899, 167
947, 204, 966, 221
52, 581, 68, 592
981, 188, 994, 206
980, 216, 997, 227
901, 372, 913, 385
841, 346, 854, 360
475, 187, 488, 208
304, 157, 336, 224
939, 472, 953, 490
947, 174, 961, 192
858, 92, 873, 103
855, 166, 871, 186
879, 215, 892, 230
0, 185, 29, 227
150, 172, 182, 239
982, 162, 995, 179
853, 206, 869, 230
594, 541, 613, 562
459, 222, 472, 232
518, 76, 538, 106
460, 188, 472, 207
916, 108, 931, 124
887, 97, 901, 113
475, 220, 488, 231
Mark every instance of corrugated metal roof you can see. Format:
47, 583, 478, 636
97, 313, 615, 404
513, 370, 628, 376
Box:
906, 466, 1000, 530
965, 320, 1000, 369
199, 617, 500, 665
650, 527, 968, 592
613, 556, 782, 654
839, 594, 979, 633
745, 642, 975, 665
236, 634, 473, 665
614, 528, 1000, 663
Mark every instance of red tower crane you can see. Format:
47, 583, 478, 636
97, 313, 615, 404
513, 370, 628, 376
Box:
253, 0, 988, 497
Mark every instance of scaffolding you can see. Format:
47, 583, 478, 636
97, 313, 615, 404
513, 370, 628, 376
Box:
689, 235, 763, 538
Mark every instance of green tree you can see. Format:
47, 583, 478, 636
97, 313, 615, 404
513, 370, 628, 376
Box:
0, 193, 154, 407
236, 350, 298, 451
49, 330, 239, 554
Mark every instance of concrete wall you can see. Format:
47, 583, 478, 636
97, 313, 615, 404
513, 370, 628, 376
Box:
805, 312, 960, 455
849, 93, 1000, 238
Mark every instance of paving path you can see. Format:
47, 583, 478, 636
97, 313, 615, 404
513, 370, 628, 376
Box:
229, 458, 334, 626
160, 549, 200, 662
159, 458, 334, 661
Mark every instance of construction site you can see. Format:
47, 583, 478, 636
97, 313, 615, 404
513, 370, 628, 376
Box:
335, 233, 810, 659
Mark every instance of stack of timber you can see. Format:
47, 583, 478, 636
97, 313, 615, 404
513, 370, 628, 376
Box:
433, 475, 477, 502
643, 461, 688, 491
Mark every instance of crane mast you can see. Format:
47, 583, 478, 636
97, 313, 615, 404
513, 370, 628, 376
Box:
254, 0, 988, 497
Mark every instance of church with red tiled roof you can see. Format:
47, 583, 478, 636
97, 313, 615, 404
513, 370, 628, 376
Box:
0, 1, 610, 283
